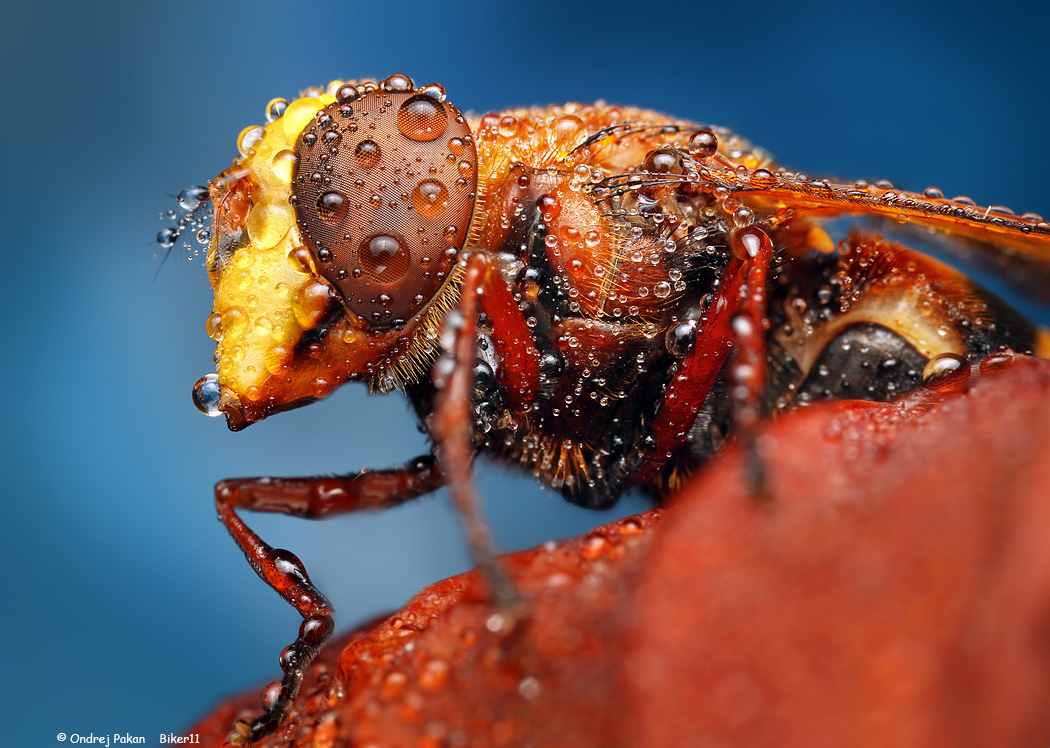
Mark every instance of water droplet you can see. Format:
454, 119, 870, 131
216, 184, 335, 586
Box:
246, 200, 294, 246
397, 95, 448, 142
447, 137, 466, 156
688, 129, 718, 159
979, 351, 1014, 375
749, 168, 775, 188
382, 73, 414, 92
293, 279, 334, 328
237, 125, 264, 157
205, 313, 223, 340
421, 82, 447, 101
192, 373, 222, 417
922, 352, 969, 393
643, 148, 682, 175
412, 179, 450, 217
499, 115, 519, 138
733, 206, 755, 227
419, 660, 449, 692
254, 315, 273, 334
354, 139, 382, 169
653, 281, 671, 298
177, 185, 209, 212
156, 226, 177, 248
549, 115, 585, 148
518, 676, 541, 700
360, 234, 409, 282
731, 225, 771, 260
317, 191, 348, 223
336, 83, 360, 103
271, 148, 297, 182
665, 319, 698, 358
265, 97, 288, 122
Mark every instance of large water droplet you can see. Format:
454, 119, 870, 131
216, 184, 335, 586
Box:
383, 73, 414, 92
688, 129, 718, 159
360, 234, 410, 282
396, 95, 448, 142
237, 125, 264, 157
335, 83, 361, 103
643, 148, 682, 175
316, 191, 348, 223
192, 373, 222, 417
420, 82, 447, 101
354, 139, 382, 169
265, 97, 288, 122
665, 319, 698, 358
749, 168, 775, 188
412, 179, 449, 217
271, 148, 297, 182
177, 185, 209, 212
156, 226, 177, 248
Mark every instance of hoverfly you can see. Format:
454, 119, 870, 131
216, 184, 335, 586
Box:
160, 73, 1050, 744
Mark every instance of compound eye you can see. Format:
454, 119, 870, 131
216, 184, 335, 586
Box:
291, 74, 477, 328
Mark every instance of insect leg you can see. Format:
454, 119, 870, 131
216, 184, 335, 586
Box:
728, 227, 775, 493
431, 251, 538, 610
215, 456, 443, 745
637, 226, 775, 486
468, 247, 541, 414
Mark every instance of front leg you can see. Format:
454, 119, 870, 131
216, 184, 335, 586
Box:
431, 250, 540, 611
216, 456, 443, 745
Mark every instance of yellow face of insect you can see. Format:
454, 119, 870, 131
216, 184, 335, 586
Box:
193, 77, 479, 428
194, 87, 339, 427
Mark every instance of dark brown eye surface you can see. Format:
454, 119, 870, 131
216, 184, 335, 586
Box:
291, 74, 477, 327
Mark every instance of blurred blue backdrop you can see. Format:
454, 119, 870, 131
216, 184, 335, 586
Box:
4, 0, 1048, 743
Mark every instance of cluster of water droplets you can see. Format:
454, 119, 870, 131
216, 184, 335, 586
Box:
156, 185, 213, 262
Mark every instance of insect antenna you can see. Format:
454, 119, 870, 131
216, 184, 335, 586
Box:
154, 185, 213, 279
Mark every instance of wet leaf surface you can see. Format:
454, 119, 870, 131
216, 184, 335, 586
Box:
188, 358, 1050, 747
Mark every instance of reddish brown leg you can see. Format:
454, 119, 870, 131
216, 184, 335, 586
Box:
728, 227, 774, 493
431, 251, 539, 610
216, 456, 443, 745
636, 226, 774, 486
471, 250, 541, 414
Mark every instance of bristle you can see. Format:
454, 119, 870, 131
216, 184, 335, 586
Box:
373, 262, 466, 392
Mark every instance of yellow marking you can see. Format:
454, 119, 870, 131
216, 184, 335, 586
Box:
211, 91, 335, 394
1035, 327, 1050, 359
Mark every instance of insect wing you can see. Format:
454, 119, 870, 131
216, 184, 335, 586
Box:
704, 164, 1050, 311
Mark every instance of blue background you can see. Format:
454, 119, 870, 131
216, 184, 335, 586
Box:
4, 0, 1048, 743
